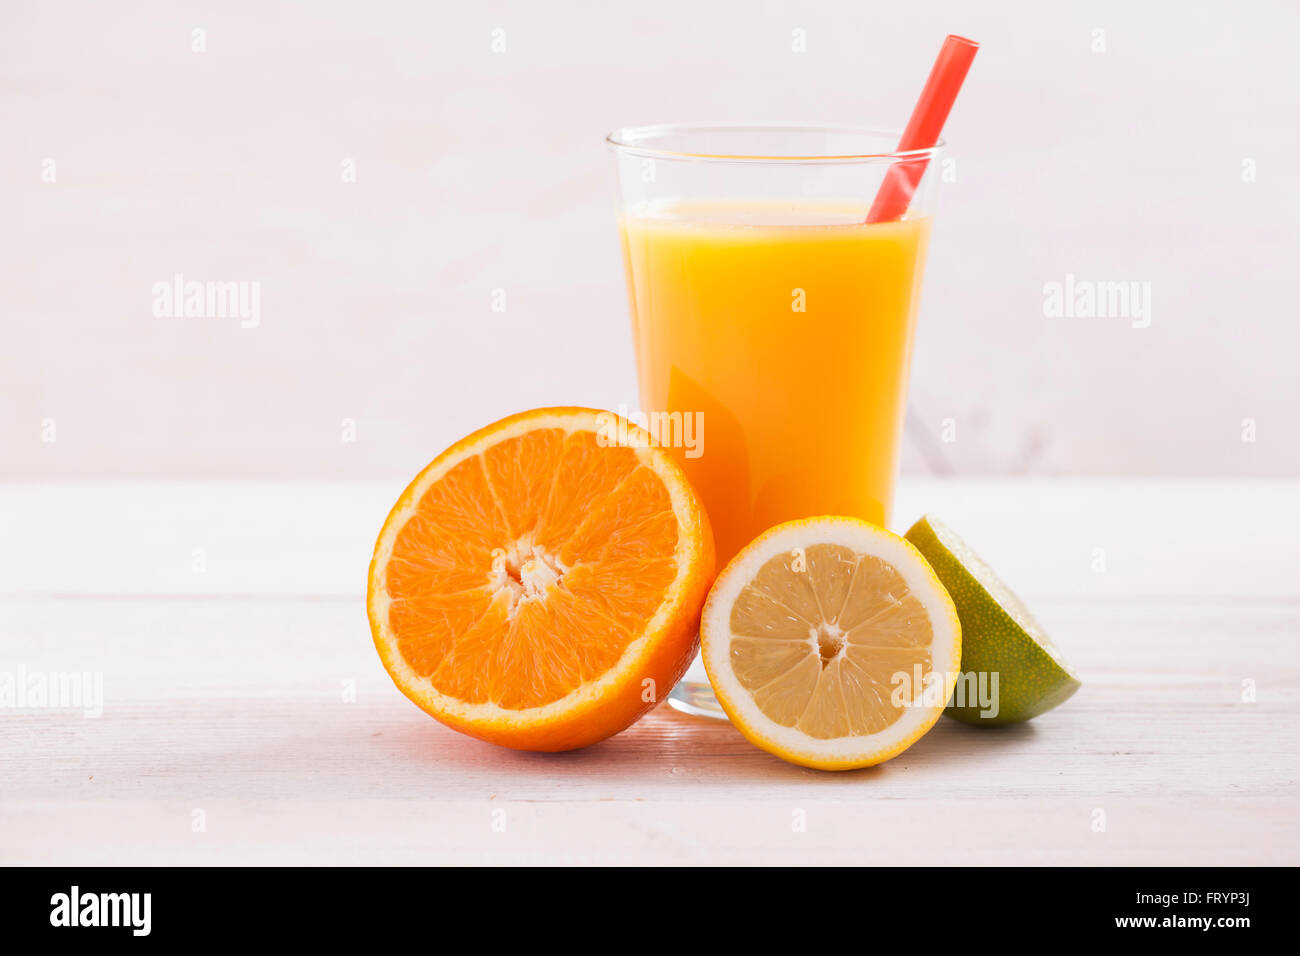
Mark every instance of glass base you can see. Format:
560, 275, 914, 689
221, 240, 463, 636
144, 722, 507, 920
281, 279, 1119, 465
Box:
666, 652, 729, 720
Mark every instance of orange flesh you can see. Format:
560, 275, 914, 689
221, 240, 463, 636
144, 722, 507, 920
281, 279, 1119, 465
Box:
728, 544, 933, 738
385, 428, 680, 710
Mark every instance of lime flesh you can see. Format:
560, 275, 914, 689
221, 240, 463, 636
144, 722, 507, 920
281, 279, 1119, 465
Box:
905, 515, 1080, 725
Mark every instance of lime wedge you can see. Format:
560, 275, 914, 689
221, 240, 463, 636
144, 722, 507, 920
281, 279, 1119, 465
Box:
905, 515, 1080, 725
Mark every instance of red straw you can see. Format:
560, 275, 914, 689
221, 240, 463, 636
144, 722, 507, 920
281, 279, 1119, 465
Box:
866, 34, 979, 223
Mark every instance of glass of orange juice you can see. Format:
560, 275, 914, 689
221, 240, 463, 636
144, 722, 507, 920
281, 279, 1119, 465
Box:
607, 124, 942, 716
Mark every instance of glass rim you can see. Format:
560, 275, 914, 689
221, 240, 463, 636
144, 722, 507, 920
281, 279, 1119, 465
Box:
605, 122, 944, 165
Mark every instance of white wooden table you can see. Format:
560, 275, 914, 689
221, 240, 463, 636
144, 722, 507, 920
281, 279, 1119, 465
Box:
2, 479, 1297, 865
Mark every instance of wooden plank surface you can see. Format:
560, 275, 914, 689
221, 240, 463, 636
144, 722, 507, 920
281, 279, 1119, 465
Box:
4, 478, 1300, 598
2, 480, 1298, 865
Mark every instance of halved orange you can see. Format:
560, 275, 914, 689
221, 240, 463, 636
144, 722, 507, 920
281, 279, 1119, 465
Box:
367, 407, 715, 751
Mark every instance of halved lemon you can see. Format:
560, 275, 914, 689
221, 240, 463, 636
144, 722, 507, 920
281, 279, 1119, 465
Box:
701, 516, 961, 770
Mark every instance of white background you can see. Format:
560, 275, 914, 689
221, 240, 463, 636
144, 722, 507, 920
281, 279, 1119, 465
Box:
3, 0, 1297, 479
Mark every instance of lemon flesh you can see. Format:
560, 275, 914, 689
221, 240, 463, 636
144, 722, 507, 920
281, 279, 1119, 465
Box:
702, 516, 961, 770
730, 544, 937, 738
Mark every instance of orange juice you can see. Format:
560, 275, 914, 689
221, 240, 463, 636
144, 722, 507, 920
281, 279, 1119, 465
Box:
620, 200, 931, 564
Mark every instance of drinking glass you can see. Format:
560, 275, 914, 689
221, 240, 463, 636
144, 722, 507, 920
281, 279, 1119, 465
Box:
607, 124, 942, 717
